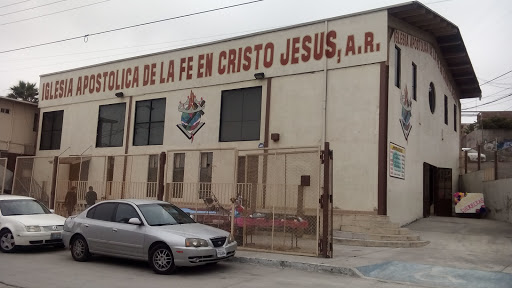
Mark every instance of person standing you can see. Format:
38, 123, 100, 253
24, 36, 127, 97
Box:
85, 186, 97, 208
64, 186, 77, 216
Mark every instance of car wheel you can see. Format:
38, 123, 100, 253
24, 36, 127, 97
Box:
149, 244, 176, 274
0, 229, 17, 253
71, 235, 91, 262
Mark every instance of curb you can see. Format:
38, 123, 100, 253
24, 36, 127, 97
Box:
228, 256, 362, 278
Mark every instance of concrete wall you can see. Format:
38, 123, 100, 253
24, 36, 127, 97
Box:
0, 98, 38, 155
461, 171, 512, 224
386, 18, 461, 225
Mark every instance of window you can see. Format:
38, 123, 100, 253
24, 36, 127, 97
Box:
0, 108, 10, 114
33, 113, 39, 132
412, 63, 417, 101
395, 46, 401, 88
89, 203, 116, 221
428, 83, 436, 114
199, 152, 212, 199
96, 103, 126, 147
220, 86, 262, 142
40, 110, 64, 150
444, 95, 448, 125
171, 153, 185, 198
114, 203, 140, 223
133, 98, 166, 146
454, 104, 457, 132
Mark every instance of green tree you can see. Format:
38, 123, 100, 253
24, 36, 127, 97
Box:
480, 117, 512, 130
6, 80, 39, 103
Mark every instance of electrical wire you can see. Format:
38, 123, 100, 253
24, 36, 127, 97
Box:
479, 69, 512, 86
0, 0, 33, 9
0, 25, 277, 67
0, 0, 110, 26
0, 0, 71, 17
0, 0, 264, 54
462, 93, 512, 110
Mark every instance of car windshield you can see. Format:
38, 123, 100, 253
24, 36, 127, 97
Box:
0, 199, 51, 216
138, 203, 195, 226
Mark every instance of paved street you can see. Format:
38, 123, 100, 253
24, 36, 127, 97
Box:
0, 247, 425, 288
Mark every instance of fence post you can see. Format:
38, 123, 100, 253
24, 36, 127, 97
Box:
495, 150, 498, 180
477, 145, 481, 171
157, 152, 166, 201
50, 156, 58, 209
464, 150, 468, 174
321, 142, 332, 258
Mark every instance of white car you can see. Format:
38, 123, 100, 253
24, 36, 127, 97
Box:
0, 195, 66, 253
466, 149, 486, 162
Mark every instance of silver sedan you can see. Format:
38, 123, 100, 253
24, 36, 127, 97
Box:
62, 199, 236, 274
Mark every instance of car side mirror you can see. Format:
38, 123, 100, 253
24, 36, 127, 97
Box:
50, 209, 55, 214
128, 218, 142, 225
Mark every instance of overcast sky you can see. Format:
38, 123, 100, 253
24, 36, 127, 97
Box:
1, 0, 511, 123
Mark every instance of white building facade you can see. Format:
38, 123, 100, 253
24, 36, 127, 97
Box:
36, 2, 480, 226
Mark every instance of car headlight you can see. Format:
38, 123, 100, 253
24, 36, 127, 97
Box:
228, 234, 236, 244
25, 226, 41, 232
185, 238, 209, 248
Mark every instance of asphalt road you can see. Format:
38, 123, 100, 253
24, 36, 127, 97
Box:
0, 247, 423, 288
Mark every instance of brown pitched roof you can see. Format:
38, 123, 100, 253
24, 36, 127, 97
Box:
388, 1, 481, 99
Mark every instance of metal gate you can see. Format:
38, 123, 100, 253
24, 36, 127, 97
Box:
11, 156, 54, 207
0, 158, 9, 194
165, 144, 333, 257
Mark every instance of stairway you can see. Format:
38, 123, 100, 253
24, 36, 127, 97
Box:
334, 214, 430, 248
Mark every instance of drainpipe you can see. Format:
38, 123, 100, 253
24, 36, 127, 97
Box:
322, 20, 329, 143
121, 96, 133, 199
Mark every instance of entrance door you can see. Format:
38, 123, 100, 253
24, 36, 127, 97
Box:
423, 163, 452, 217
435, 168, 452, 217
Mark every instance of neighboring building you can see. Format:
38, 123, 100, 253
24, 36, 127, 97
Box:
462, 111, 512, 155
35, 2, 480, 225
0, 96, 39, 171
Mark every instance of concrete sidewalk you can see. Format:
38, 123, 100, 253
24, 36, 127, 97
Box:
230, 217, 512, 287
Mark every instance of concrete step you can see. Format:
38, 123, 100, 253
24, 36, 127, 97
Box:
339, 214, 390, 222
333, 237, 430, 248
339, 219, 400, 228
340, 225, 411, 235
334, 231, 420, 241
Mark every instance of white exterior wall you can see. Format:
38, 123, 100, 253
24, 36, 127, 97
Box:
37, 11, 388, 208
327, 65, 381, 211
387, 19, 461, 225
0, 98, 38, 155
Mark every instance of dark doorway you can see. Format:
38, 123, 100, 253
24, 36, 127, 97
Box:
423, 163, 452, 217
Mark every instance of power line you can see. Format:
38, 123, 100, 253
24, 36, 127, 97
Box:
0, 0, 71, 17
0, 0, 33, 9
462, 93, 512, 110
479, 69, 512, 86
0, 0, 110, 26
0, 25, 275, 64
0, 0, 264, 54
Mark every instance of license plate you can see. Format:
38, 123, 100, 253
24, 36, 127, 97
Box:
50, 233, 61, 240
216, 248, 226, 257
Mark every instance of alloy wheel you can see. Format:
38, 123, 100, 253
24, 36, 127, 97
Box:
73, 238, 85, 258
152, 248, 173, 271
0, 231, 15, 251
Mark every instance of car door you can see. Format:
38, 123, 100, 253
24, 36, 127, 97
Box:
110, 203, 146, 259
81, 202, 117, 254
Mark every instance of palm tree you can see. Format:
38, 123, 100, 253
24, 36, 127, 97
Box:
6, 81, 39, 103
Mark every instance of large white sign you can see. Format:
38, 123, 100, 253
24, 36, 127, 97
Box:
389, 143, 405, 179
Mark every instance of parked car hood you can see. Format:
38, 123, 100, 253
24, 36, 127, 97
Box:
153, 223, 229, 239
6, 214, 66, 226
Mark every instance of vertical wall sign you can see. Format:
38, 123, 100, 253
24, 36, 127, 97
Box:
389, 142, 406, 179
177, 90, 205, 142
400, 85, 412, 141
